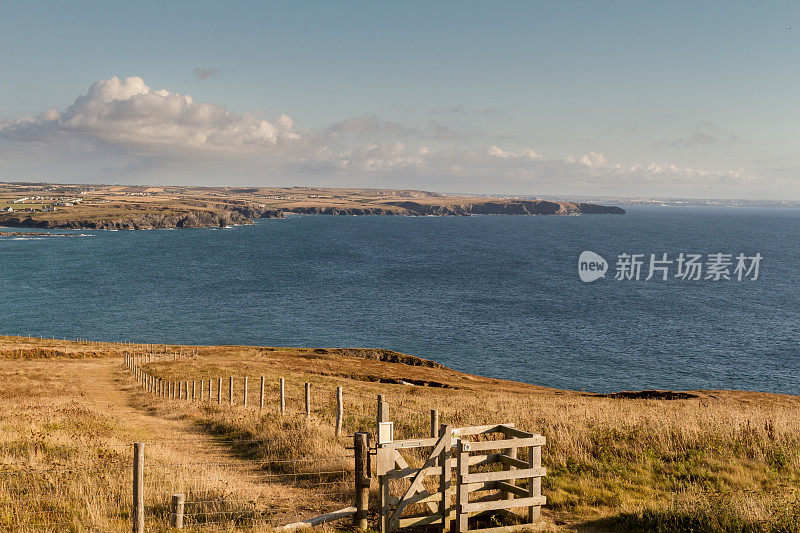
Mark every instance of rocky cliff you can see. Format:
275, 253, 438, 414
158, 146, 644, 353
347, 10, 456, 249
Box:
0, 208, 284, 230
0, 199, 623, 230
289, 200, 626, 216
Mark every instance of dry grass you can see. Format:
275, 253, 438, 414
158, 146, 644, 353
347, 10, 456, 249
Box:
1, 336, 800, 531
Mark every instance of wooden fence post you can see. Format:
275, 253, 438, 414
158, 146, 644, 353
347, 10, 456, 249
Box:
185, 381, 189, 401
503, 446, 517, 501
455, 439, 469, 533
336, 386, 343, 437
133, 442, 144, 533
243, 376, 248, 407
229, 376, 234, 405
217, 378, 222, 405
170, 493, 185, 528
305, 382, 311, 419
192, 381, 196, 401
440, 424, 453, 533
280, 377, 285, 414
529, 443, 542, 522
377, 394, 389, 436
259, 376, 265, 412
354, 432, 370, 530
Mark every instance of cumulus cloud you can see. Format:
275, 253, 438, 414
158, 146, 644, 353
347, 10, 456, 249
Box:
0, 76, 785, 198
577, 152, 610, 168
0, 76, 299, 152
488, 145, 543, 160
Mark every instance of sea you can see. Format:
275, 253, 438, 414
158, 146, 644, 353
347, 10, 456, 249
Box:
1, 206, 798, 395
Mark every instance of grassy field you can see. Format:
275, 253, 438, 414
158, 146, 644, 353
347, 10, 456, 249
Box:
1, 336, 799, 531
0, 182, 622, 229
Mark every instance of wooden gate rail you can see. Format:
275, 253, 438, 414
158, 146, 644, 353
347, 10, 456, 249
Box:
377, 423, 546, 533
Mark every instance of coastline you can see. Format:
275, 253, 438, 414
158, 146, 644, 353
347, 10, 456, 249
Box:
0, 182, 625, 230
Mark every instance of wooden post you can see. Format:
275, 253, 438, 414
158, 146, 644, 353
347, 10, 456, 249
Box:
455, 439, 469, 533
280, 377, 285, 414
243, 376, 248, 407
208, 379, 212, 401
132, 442, 144, 533
353, 432, 370, 530
503, 446, 517, 501
185, 381, 189, 401
440, 424, 453, 533
229, 376, 234, 405
170, 493, 185, 528
199, 379, 204, 401
430, 409, 440, 466
259, 376, 265, 411
336, 386, 343, 437
430, 409, 439, 438
377, 394, 389, 437
304, 382, 311, 419
217, 378, 222, 405
528, 444, 542, 522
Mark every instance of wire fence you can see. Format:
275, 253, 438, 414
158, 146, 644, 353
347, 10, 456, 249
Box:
0, 442, 358, 531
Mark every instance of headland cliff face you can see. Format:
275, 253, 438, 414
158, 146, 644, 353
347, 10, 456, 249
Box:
0, 208, 283, 230
376, 200, 626, 216
0, 200, 623, 230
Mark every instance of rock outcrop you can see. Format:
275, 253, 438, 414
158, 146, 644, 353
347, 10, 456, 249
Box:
0, 198, 623, 230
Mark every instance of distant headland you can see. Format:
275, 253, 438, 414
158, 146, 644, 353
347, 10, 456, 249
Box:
0, 182, 625, 230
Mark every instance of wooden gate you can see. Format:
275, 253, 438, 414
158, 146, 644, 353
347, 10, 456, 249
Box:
377, 424, 546, 533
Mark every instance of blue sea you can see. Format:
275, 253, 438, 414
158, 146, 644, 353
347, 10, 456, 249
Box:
1, 207, 798, 395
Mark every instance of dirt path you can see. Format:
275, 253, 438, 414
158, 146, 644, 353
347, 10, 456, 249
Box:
73, 357, 341, 526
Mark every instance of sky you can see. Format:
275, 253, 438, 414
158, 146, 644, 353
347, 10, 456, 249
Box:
0, 1, 798, 199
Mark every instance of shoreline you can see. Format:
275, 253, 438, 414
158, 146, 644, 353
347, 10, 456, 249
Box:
0, 182, 625, 231
0, 334, 792, 398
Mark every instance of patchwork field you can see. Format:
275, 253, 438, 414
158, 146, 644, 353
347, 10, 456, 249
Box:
0, 183, 624, 230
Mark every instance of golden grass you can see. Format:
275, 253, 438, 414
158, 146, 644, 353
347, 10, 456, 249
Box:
2, 336, 800, 531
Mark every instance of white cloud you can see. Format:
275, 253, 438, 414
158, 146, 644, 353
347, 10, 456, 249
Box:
1, 76, 299, 152
0, 76, 788, 198
573, 151, 609, 168
489, 145, 543, 160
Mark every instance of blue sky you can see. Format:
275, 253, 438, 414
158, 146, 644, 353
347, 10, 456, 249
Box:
1, 1, 798, 198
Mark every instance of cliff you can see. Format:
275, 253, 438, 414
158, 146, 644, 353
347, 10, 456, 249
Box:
0, 208, 284, 230
0, 184, 624, 230
287, 200, 626, 217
